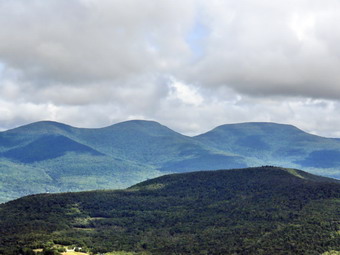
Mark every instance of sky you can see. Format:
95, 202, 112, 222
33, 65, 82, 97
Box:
1, 0, 340, 137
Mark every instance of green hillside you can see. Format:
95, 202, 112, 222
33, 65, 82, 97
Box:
0, 167, 339, 255
1, 120, 340, 203
194, 122, 340, 178
0, 120, 245, 203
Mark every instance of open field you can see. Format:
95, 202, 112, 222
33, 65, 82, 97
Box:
61, 251, 89, 255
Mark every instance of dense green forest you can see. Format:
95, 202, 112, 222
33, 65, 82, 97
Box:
0, 166, 339, 255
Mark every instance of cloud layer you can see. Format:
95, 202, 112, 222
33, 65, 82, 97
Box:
1, 0, 340, 137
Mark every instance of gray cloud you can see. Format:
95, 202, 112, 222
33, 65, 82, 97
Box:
184, 0, 340, 99
0, 0, 194, 85
1, 0, 340, 137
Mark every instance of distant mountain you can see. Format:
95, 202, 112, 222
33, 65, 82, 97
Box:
194, 122, 340, 177
0, 120, 243, 203
0, 167, 339, 254
0, 120, 340, 203
3, 135, 104, 163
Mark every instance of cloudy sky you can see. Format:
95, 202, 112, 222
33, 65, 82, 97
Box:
1, 0, 340, 137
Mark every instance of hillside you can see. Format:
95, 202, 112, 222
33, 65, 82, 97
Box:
194, 122, 340, 177
1, 120, 340, 202
0, 167, 339, 255
0, 120, 245, 203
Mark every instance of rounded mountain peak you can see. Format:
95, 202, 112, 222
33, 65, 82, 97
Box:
5, 121, 75, 135
104, 120, 182, 137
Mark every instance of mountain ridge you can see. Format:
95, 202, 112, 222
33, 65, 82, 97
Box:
1, 120, 340, 203
0, 120, 329, 137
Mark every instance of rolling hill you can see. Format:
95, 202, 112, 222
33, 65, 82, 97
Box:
194, 122, 340, 177
0, 166, 339, 254
1, 120, 340, 203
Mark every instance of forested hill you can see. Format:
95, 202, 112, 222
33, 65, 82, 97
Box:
0, 166, 339, 255
1, 120, 340, 203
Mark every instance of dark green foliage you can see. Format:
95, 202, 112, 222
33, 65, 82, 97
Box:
0, 167, 339, 254
41, 248, 61, 255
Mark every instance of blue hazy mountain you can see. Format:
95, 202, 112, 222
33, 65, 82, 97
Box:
194, 122, 340, 177
3, 135, 104, 163
1, 120, 340, 202
0, 120, 245, 202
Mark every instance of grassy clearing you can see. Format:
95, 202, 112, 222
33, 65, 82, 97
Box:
61, 251, 89, 255
106, 252, 142, 255
60, 251, 137, 255
322, 251, 340, 255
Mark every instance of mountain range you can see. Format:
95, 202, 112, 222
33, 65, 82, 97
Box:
1, 120, 340, 203
0, 166, 339, 254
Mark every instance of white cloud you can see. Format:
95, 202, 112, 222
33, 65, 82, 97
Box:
1, 0, 340, 137
183, 0, 340, 99
0, 0, 195, 84
168, 79, 204, 106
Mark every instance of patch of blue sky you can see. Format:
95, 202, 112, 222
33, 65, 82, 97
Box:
185, 21, 209, 60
